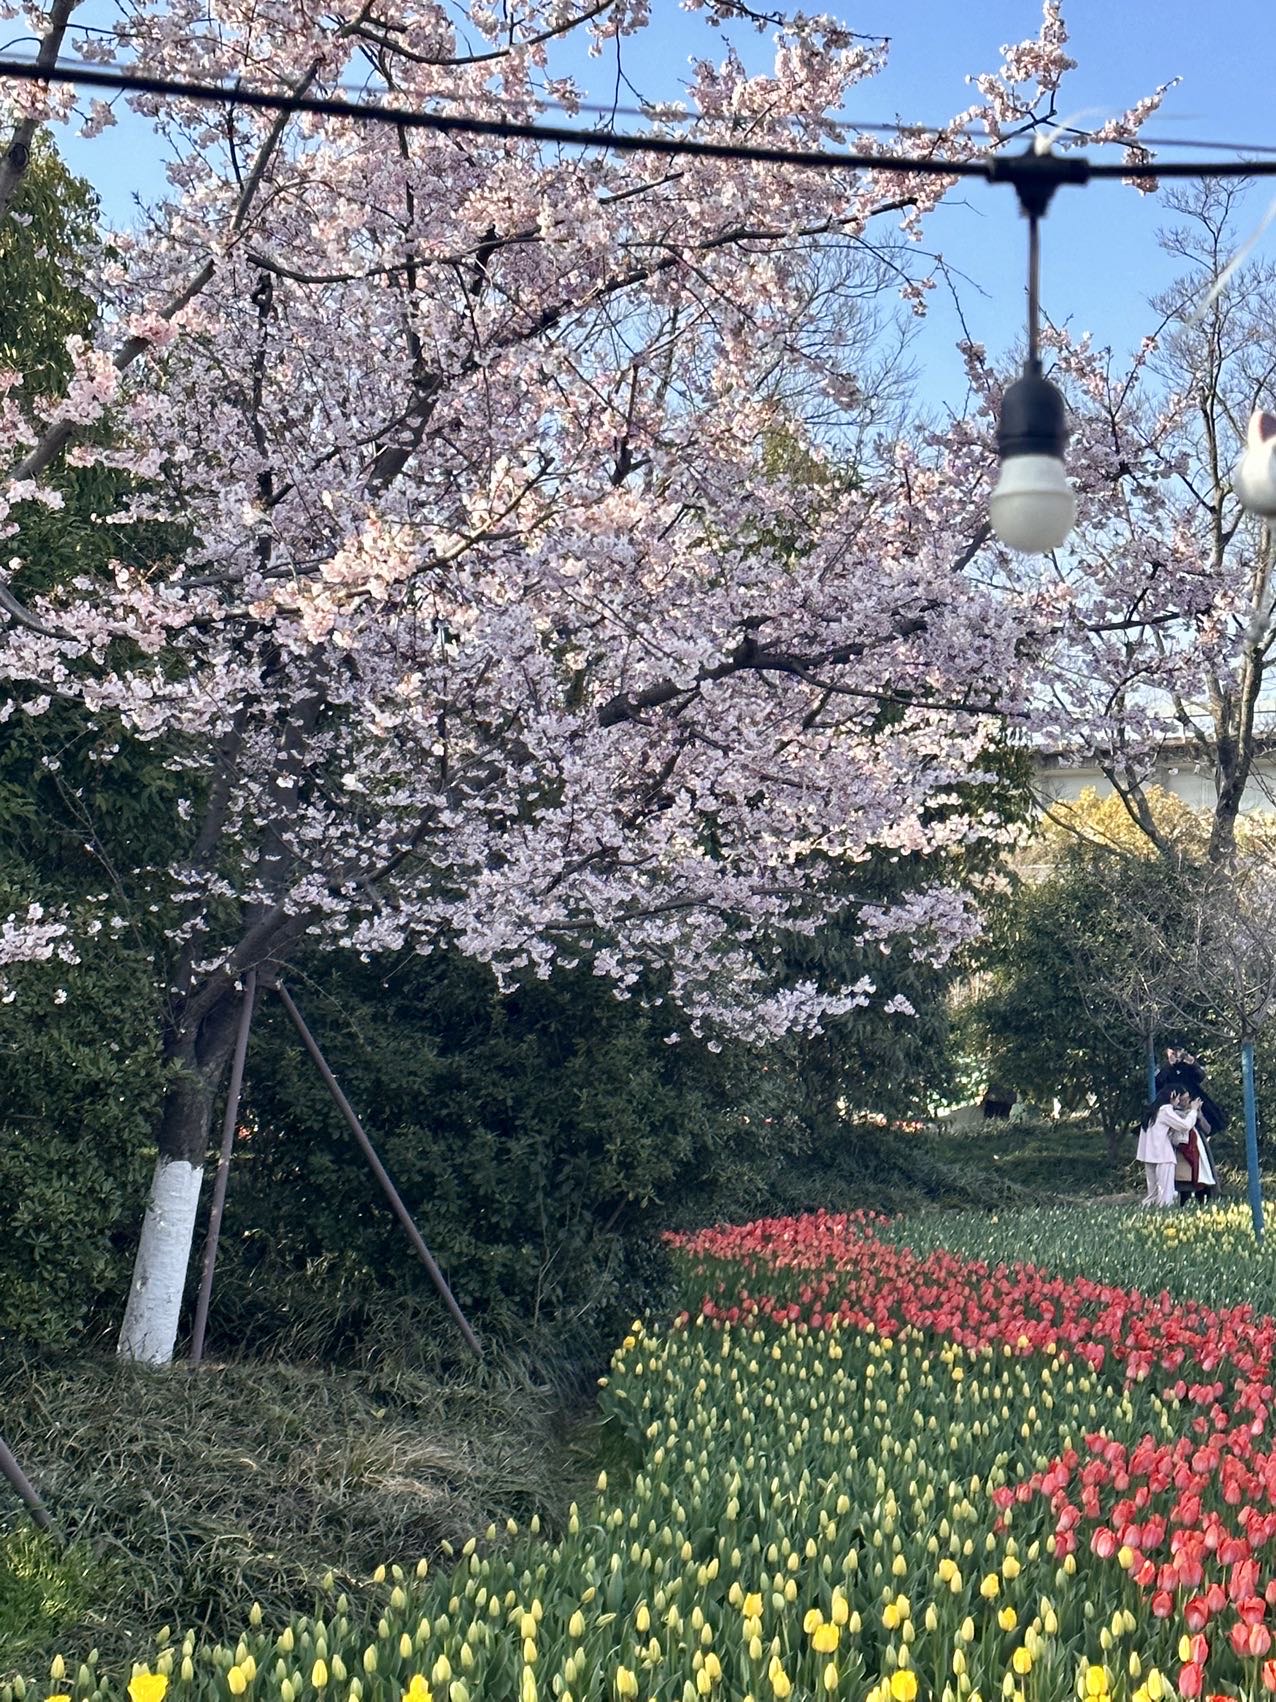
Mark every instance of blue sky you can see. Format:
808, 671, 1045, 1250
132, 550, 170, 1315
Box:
28, 0, 1275, 414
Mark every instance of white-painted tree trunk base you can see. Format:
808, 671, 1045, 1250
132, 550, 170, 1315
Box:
117, 1156, 204, 1365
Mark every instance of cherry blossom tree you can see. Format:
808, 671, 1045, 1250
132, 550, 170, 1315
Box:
0, 0, 1163, 1362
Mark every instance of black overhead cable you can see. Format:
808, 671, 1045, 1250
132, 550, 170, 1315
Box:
20, 53, 1276, 154
21, 51, 1276, 156
14, 53, 1276, 154
5, 56, 1276, 190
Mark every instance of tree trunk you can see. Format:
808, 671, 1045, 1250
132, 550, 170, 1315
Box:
117, 989, 243, 1365
1208, 754, 1245, 866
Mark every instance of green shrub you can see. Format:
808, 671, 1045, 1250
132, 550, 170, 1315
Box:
199, 951, 782, 1363
0, 903, 161, 1350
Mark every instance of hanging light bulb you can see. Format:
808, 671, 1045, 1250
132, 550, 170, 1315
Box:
1234, 409, 1276, 516
987, 154, 1076, 555
989, 359, 1076, 552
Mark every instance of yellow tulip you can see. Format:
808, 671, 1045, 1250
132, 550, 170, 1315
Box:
1012, 1650, 1032, 1677
129, 1675, 169, 1702
228, 1669, 248, 1696
812, 1624, 839, 1654
998, 1607, 1017, 1633
890, 1673, 918, 1702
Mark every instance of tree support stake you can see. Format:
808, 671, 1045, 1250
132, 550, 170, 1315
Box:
190, 968, 258, 1366
0, 1433, 56, 1536
275, 982, 482, 1359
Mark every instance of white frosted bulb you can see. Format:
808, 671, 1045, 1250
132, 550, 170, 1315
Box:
989, 454, 1076, 554
1234, 409, 1276, 516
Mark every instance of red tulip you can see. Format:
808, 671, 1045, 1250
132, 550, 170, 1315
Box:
1185, 1597, 1211, 1632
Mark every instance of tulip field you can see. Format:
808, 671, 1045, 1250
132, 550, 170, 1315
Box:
888, 1201, 1276, 1317
19, 1205, 1276, 1702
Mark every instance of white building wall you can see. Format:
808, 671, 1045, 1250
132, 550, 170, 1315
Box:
1035, 757, 1276, 816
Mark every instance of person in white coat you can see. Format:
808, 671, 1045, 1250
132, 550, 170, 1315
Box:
1137, 1086, 1201, 1208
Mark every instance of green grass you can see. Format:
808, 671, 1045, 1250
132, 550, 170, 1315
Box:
0, 1527, 102, 1671
923, 1113, 1134, 1199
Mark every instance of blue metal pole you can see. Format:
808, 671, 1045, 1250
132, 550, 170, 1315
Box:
1147, 1038, 1158, 1104
1243, 1038, 1264, 1242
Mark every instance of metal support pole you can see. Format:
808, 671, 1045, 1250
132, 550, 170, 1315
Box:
0, 1433, 54, 1534
1026, 212, 1041, 367
1147, 1037, 1158, 1105
275, 983, 482, 1359
190, 969, 257, 1366
1243, 1038, 1264, 1242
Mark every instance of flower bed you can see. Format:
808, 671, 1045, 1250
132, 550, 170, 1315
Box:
18, 1208, 1276, 1701
889, 1202, 1276, 1318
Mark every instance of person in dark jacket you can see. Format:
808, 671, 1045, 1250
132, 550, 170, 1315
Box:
1155, 1043, 1225, 1202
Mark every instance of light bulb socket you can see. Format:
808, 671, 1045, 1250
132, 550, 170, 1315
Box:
996, 360, 1069, 463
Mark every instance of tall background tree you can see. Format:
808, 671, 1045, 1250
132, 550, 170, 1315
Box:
0, 133, 174, 1347
964, 790, 1202, 1161
988, 183, 1276, 866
